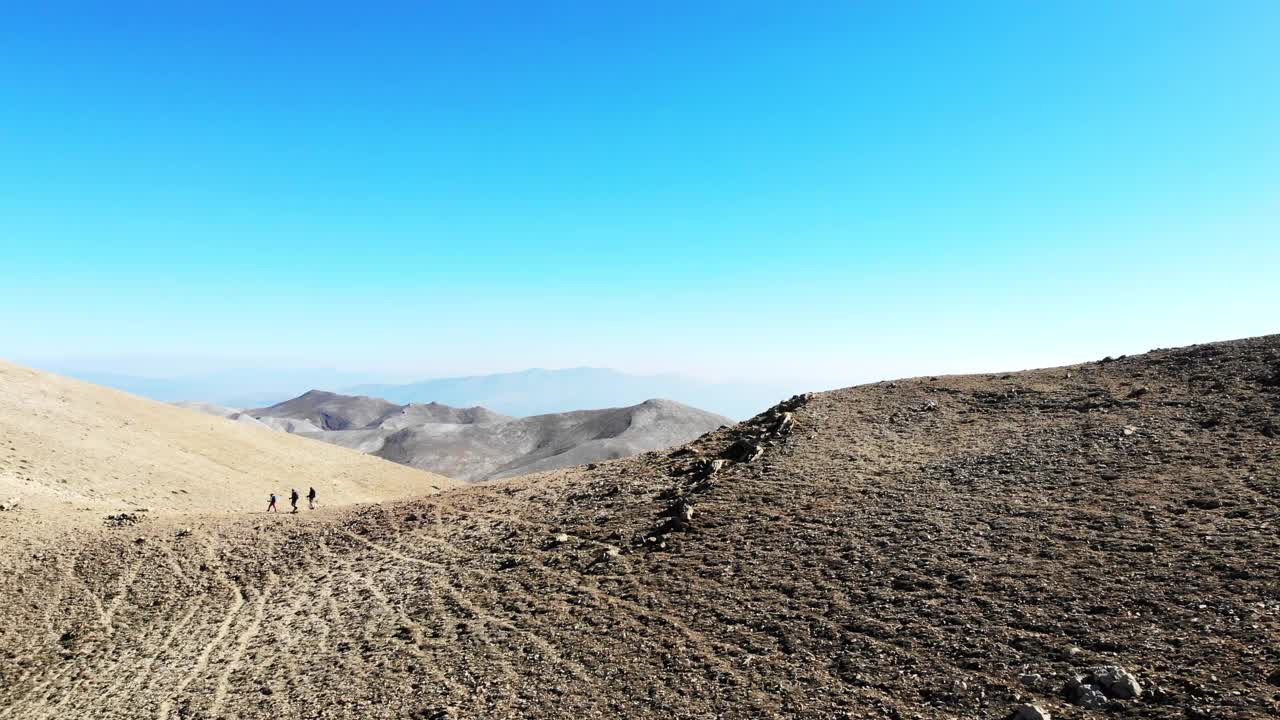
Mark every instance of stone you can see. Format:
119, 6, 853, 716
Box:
1069, 682, 1108, 709
724, 439, 764, 463
1092, 665, 1142, 699
1011, 704, 1050, 720
0, 496, 18, 512
773, 412, 795, 436
553, 533, 569, 544
694, 458, 728, 480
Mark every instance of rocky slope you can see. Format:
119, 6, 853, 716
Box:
1, 336, 1278, 719
310, 397, 733, 481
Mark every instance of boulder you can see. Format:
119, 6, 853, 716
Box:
773, 412, 795, 436
1092, 665, 1142, 699
1069, 682, 1108, 709
724, 439, 764, 463
1011, 704, 1050, 720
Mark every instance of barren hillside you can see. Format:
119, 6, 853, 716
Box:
251, 390, 404, 431
249, 391, 731, 481
353, 398, 732, 481
0, 361, 457, 520
1, 337, 1278, 719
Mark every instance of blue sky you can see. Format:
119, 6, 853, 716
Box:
2, 2, 1277, 389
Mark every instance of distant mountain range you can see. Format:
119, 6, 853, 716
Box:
67, 366, 789, 420
346, 367, 788, 419
62, 368, 390, 410
180, 389, 733, 481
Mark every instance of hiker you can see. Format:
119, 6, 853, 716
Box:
307, 486, 317, 510
289, 488, 300, 513
267, 493, 278, 512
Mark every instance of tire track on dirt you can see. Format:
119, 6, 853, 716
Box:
100, 601, 201, 708
315, 537, 375, 717
157, 584, 245, 720
357, 565, 470, 704
208, 573, 276, 718
101, 554, 145, 634
338, 529, 595, 687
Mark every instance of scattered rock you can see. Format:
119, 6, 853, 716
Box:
1067, 665, 1142, 707
724, 439, 764, 463
1067, 681, 1109, 709
777, 392, 811, 412
414, 708, 456, 720
694, 457, 727, 475
1011, 704, 1050, 720
668, 499, 694, 528
772, 412, 795, 437
1092, 665, 1142, 699
104, 513, 143, 527
1187, 496, 1222, 510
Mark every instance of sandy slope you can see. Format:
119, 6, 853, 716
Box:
1, 337, 1278, 719
0, 360, 457, 519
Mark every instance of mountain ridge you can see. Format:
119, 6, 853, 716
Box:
244, 391, 731, 481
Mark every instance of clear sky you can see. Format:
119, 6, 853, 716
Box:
2, 2, 1277, 389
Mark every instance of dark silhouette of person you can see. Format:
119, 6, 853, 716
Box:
267, 493, 278, 512
307, 486, 317, 510
289, 488, 300, 513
